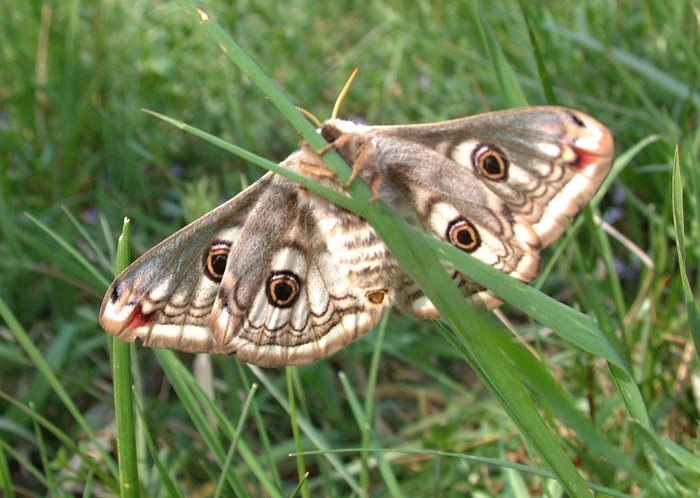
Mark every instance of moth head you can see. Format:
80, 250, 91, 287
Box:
320, 119, 370, 143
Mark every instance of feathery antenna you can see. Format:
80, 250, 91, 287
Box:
331, 68, 359, 120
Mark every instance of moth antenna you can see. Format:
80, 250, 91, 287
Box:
296, 106, 322, 128
331, 67, 360, 121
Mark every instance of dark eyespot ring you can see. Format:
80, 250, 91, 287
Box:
266, 271, 302, 308
203, 242, 230, 282
447, 218, 480, 253
473, 144, 508, 181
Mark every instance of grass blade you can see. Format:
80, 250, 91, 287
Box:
0, 442, 15, 498
110, 218, 141, 498
171, 3, 602, 494
671, 145, 700, 360
469, 2, 528, 107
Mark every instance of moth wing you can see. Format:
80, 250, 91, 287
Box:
368, 106, 614, 246
100, 173, 272, 353
326, 106, 612, 316
100, 151, 393, 367
358, 137, 542, 316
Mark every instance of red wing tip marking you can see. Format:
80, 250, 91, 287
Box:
569, 145, 599, 171
125, 304, 158, 329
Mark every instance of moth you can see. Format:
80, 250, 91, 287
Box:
100, 106, 613, 367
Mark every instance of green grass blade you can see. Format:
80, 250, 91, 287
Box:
173, 3, 346, 178
0, 298, 119, 482
338, 371, 402, 497
31, 413, 55, 495
0, 442, 15, 498
545, 25, 700, 109
171, 4, 596, 495
469, 2, 529, 107
60, 205, 113, 273
423, 229, 625, 367
233, 361, 283, 489
286, 368, 309, 498
24, 212, 110, 289
0, 391, 118, 491
489, 324, 665, 493
214, 383, 259, 498
361, 315, 398, 494
110, 218, 141, 498
153, 350, 258, 498
142, 109, 355, 212
672, 146, 700, 360
186, 376, 281, 498
248, 366, 363, 495
518, 1, 556, 104
133, 395, 184, 498
0, 439, 48, 492
425, 227, 653, 428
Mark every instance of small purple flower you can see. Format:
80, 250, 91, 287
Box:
82, 208, 98, 224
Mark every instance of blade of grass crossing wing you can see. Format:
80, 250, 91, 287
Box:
422, 230, 625, 366
111, 219, 141, 498
175, 4, 595, 494
364, 209, 594, 497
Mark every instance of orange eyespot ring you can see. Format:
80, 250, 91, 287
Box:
474, 144, 508, 181
447, 218, 480, 252
204, 242, 230, 282
266, 271, 302, 308
366, 289, 387, 305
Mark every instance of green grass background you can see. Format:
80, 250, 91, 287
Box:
1, 0, 699, 496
